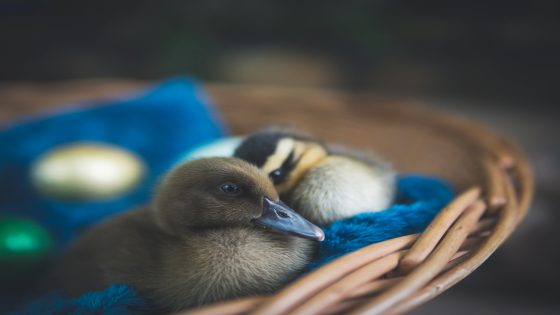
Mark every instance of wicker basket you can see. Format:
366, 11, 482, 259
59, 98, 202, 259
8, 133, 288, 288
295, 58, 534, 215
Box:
0, 81, 534, 315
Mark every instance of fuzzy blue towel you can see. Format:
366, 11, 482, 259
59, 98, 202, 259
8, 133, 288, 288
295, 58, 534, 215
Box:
0, 78, 225, 248
0, 78, 225, 313
11, 285, 146, 315
9, 175, 453, 315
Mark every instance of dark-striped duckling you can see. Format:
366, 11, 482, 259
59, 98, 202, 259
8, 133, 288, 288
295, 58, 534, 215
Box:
42, 157, 324, 312
234, 129, 396, 226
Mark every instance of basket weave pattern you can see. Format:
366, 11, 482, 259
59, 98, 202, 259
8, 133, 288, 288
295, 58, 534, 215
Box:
0, 82, 534, 315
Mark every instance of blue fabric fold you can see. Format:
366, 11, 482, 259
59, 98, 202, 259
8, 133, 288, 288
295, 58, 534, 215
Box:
0, 78, 226, 248
10, 285, 146, 315
0, 78, 226, 313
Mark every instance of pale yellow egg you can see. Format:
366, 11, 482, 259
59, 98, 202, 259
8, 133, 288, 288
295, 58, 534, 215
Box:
31, 143, 145, 201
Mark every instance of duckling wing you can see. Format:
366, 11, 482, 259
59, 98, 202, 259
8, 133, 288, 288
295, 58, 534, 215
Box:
39, 208, 164, 297
289, 154, 396, 226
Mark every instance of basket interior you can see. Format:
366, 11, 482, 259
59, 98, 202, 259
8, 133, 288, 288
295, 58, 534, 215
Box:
0, 81, 532, 315
207, 85, 486, 191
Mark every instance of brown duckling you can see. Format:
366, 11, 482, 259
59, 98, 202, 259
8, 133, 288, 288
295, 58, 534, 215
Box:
42, 157, 323, 312
234, 129, 396, 226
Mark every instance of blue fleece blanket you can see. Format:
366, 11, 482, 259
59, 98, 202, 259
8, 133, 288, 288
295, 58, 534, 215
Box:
0, 78, 225, 313
9, 175, 453, 315
0, 78, 225, 249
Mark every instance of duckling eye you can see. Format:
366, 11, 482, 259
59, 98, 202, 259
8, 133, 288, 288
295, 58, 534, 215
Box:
268, 150, 297, 185
269, 169, 284, 184
220, 183, 243, 196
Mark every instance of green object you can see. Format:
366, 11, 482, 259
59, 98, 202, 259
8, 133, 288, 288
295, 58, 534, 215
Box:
0, 215, 54, 284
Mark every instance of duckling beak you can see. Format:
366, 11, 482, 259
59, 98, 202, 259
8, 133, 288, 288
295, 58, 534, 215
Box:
253, 197, 325, 242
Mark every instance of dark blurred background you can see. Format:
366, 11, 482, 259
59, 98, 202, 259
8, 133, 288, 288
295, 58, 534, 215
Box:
1, 1, 559, 314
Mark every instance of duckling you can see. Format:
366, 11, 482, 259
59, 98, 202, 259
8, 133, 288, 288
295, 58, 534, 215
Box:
42, 157, 324, 312
234, 129, 396, 226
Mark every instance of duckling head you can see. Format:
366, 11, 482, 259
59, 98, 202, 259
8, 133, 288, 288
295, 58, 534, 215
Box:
153, 157, 324, 241
234, 130, 328, 194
